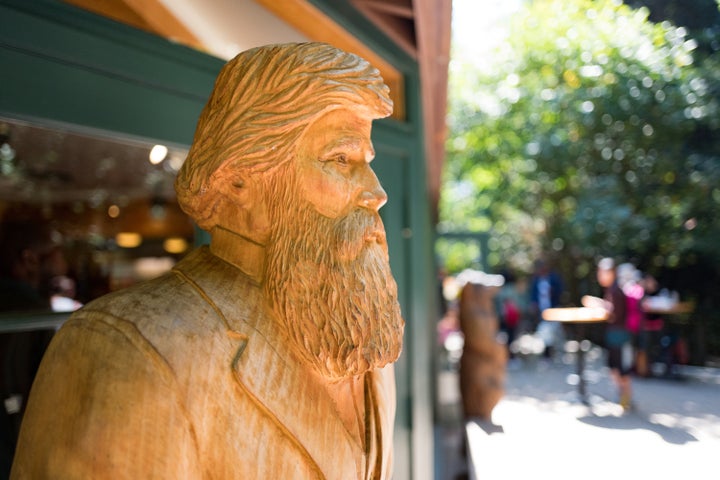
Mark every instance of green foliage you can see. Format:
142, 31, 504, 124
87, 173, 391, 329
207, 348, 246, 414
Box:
435, 237, 483, 274
441, 0, 720, 292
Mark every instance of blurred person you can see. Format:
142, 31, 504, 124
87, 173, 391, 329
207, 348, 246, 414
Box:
638, 274, 689, 376
495, 269, 526, 359
529, 259, 564, 360
616, 263, 643, 334
596, 257, 633, 410
638, 273, 664, 374
617, 263, 647, 376
0, 220, 63, 476
0, 221, 63, 312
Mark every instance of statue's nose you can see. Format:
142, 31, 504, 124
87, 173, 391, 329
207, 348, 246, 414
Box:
358, 168, 387, 211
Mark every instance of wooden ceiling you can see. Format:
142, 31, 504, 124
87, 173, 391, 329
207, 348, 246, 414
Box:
351, 0, 417, 58
61, 0, 452, 220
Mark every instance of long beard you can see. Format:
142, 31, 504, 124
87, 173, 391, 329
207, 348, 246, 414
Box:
264, 174, 404, 380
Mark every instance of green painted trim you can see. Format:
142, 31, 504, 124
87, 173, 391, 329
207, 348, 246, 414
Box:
402, 71, 437, 480
0, 1, 223, 145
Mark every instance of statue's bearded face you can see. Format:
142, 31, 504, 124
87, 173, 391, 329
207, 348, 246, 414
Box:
262, 109, 404, 379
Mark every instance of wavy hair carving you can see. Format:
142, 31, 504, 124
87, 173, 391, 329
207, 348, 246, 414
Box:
175, 42, 393, 230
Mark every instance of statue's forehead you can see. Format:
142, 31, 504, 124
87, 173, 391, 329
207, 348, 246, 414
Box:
301, 108, 373, 139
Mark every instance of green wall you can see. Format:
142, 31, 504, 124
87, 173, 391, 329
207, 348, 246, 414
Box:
0, 0, 221, 143
0, 1, 437, 478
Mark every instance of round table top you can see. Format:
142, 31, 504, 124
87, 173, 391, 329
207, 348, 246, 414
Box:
642, 301, 695, 315
542, 307, 609, 323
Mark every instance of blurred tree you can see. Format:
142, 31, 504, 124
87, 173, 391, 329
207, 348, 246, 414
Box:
622, 0, 720, 360
441, 0, 720, 358
625, 0, 720, 32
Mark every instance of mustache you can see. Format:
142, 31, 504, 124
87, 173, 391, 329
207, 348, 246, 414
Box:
330, 209, 387, 261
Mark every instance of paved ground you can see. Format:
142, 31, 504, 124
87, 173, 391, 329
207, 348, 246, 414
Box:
434, 347, 720, 480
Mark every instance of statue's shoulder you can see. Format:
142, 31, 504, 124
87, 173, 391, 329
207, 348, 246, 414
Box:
67, 268, 215, 342
81, 271, 189, 318
77, 248, 219, 322
62, 247, 260, 356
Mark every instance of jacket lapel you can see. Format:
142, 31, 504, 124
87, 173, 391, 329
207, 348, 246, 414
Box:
231, 329, 362, 479
175, 247, 362, 479
369, 365, 396, 480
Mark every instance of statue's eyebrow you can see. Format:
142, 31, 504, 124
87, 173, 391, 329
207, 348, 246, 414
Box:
324, 136, 362, 153
323, 136, 375, 162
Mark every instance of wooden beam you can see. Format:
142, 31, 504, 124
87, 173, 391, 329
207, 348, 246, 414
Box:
62, 0, 203, 51
415, 0, 452, 221
255, 0, 405, 121
353, 0, 415, 19
62, 0, 149, 31
351, 0, 417, 59
119, 0, 203, 50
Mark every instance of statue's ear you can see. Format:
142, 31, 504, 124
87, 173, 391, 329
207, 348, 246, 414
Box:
212, 165, 271, 244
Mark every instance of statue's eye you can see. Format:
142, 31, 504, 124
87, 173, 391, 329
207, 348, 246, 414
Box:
320, 152, 350, 167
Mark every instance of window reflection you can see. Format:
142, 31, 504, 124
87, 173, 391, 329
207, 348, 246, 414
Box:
0, 116, 193, 315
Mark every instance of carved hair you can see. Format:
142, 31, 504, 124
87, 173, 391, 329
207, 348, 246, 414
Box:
175, 42, 393, 230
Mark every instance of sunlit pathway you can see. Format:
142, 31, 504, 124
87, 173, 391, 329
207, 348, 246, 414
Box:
464, 354, 720, 480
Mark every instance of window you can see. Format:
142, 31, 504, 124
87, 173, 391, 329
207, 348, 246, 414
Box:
0, 116, 193, 317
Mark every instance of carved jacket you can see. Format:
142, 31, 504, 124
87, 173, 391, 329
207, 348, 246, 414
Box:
11, 246, 396, 479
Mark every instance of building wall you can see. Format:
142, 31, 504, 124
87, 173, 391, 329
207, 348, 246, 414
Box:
0, 1, 436, 478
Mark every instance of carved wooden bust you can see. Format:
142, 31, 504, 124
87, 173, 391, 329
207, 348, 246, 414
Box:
11, 42, 404, 479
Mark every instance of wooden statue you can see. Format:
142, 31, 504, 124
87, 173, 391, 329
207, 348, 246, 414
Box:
11, 43, 405, 480
457, 272, 507, 420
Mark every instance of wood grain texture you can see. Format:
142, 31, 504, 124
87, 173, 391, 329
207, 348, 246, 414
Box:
458, 282, 507, 420
12, 43, 404, 479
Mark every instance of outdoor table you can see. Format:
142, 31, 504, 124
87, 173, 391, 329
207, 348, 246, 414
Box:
642, 299, 695, 373
642, 300, 695, 316
542, 307, 608, 404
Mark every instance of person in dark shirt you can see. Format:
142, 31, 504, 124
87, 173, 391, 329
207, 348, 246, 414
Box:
529, 259, 564, 359
596, 257, 633, 410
